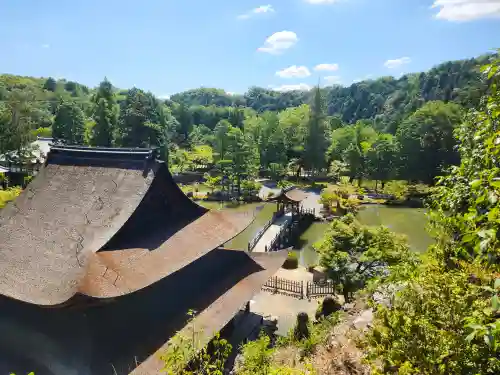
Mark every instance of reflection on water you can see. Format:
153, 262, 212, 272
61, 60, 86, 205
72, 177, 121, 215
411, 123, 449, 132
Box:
292, 222, 329, 267
198, 201, 276, 250
199, 200, 433, 266
357, 205, 433, 253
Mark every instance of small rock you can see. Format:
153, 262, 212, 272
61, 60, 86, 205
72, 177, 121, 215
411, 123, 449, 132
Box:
352, 309, 374, 330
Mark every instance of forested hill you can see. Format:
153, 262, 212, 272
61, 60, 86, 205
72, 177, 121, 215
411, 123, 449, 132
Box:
0, 53, 493, 138
0, 52, 495, 186
170, 53, 492, 132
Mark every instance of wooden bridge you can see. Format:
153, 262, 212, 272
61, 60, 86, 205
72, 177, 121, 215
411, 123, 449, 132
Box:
249, 206, 315, 253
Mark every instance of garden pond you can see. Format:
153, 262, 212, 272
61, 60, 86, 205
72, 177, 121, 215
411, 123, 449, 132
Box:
198, 201, 433, 267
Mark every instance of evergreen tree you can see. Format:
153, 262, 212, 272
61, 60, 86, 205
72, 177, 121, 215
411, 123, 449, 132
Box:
43, 77, 57, 92
175, 103, 193, 143
118, 88, 167, 149
53, 100, 85, 144
91, 78, 118, 147
304, 86, 329, 176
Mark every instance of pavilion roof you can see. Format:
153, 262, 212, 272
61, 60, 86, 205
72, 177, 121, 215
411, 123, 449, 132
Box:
269, 187, 308, 203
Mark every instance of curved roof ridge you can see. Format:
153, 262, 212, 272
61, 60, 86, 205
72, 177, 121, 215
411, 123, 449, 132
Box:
0, 148, 253, 306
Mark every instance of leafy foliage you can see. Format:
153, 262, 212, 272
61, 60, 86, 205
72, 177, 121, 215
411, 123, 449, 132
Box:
0, 187, 22, 208
364, 55, 500, 375
315, 214, 415, 301
161, 310, 232, 375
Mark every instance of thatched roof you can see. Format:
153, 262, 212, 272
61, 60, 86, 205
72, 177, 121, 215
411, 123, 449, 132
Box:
0, 146, 288, 374
0, 146, 252, 305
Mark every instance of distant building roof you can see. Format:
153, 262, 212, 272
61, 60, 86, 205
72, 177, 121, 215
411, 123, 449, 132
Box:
0, 137, 53, 166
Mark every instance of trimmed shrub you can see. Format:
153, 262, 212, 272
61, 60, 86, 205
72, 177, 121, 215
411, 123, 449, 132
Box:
282, 251, 299, 269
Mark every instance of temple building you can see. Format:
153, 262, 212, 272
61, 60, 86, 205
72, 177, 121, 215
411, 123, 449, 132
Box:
0, 145, 286, 375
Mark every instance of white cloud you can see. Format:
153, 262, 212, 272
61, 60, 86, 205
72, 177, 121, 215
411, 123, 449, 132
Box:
384, 57, 411, 69
304, 0, 341, 4
276, 65, 311, 78
431, 0, 500, 21
257, 31, 298, 54
238, 4, 275, 20
271, 83, 312, 92
324, 75, 342, 85
41, 44, 50, 48
314, 63, 339, 72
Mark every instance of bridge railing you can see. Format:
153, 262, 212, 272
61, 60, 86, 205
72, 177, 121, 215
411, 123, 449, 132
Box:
248, 208, 285, 251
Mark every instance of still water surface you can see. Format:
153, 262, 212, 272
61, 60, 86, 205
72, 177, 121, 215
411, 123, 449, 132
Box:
199, 201, 432, 266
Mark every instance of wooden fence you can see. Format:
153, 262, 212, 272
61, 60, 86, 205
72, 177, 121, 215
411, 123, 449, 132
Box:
262, 277, 336, 299
263, 276, 304, 298
306, 281, 336, 299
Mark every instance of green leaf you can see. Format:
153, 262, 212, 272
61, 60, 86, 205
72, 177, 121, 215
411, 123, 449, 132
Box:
492, 295, 499, 311
470, 179, 482, 189
467, 324, 483, 330
465, 331, 476, 342
491, 181, 500, 189
461, 233, 476, 243
484, 334, 492, 347
494, 278, 500, 289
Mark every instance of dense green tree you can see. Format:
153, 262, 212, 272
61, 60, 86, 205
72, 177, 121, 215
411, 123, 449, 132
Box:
330, 122, 377, 183
174, 102, 193, 143
315, 214, 414, 302
304, 86, 329, 176
53, 100, 85, 144
170, 87, 237, 107
213, 119, 232, 162
228, 106, 245, 129
0, 89, 36, 155
91, 78, 118, 147
397, 101, 462, 184
188, 124, 213, 146
278, 104, 309, 161
366, 133, 398, 189
226, 126, 248, 194
43, 77, 57, 92
118, 88, 168, 151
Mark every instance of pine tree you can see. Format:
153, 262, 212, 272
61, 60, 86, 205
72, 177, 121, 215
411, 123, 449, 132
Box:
91, 78, 118, 146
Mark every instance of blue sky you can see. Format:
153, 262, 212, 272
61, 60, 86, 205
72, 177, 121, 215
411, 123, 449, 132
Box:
1, 0, 499, 96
